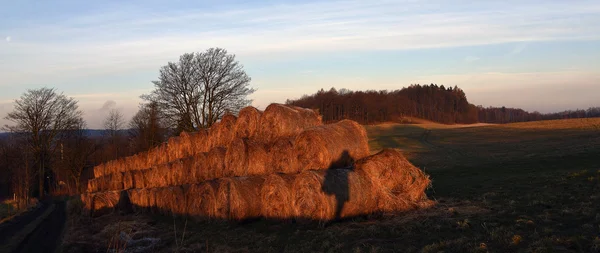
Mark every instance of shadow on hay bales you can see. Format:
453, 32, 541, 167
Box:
322, 150, 353, 220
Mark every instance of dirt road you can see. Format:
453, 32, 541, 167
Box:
0, 200, 67, 253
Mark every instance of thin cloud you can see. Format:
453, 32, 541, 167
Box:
508, 43, 528, 56
2, 0, 600, 85
464, 56, 480, 63
5, 36, 10, 42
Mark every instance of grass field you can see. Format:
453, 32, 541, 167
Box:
63, 118, 600, 253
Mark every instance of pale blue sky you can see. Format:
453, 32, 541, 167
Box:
1, 0, 599, 128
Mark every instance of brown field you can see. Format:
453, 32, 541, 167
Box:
63, 118, 600, 253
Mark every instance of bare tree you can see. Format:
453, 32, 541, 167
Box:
103, 109, 125, 138
143, 48, 255, 132
129, 102, 167, 152
103, 109, 126, 160
3, 87, 83, 198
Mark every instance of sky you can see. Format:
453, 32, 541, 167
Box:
1, 0, 599, 129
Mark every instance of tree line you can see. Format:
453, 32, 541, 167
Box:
287, 84, 479, 124
286, 84, 600, 125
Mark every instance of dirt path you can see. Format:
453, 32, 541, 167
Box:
14, 200, 66, 253
0, 200, 67, 253
0, 201, 51, 245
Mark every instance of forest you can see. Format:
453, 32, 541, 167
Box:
286, 84, 600, 124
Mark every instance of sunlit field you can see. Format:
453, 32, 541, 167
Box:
63, 118, 600, 252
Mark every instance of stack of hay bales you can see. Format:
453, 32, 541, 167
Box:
82, 103, 433, 222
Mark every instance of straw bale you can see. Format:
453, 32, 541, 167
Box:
179, 156, 196, 185
186, 181, 218, 220
291, 169, 376, 221
191, 129, 210, 154
225, 138, 270, 177
209, 114, 237, 148
234, 106, 263, 139
291, 170, 336, 221
355, 149, 431, 212
137, 188, 151, 211
257, 103, 322, 143
146, 164, 172, 188
268, 137, 299, 174
87, 179, 96, 193
215, 177, 265, 221
170, 160, 186, 186
295, 120, 370, 171
149, 188, 159, 213
108, 172, 124, 191
166, 186, 186, 216
190, 152, 210, 182
207, 147, 226, 179
260, 174, 296, 219
123, 171, 134, 190
132, 169, 147, 189
179, 131, 195, 157
167, 135, 184, 160
93, 164, 106, 178
91, 191, 120, 216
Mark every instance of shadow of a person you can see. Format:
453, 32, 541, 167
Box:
321, 150, 353, 220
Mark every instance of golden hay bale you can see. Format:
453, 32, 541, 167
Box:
191, 129, 210, 154
154, 187, 173, 215
167, 135, 184, 160
108, 172, 124, 191
166, 186, 186, 216
91, 191, 121, 216
186, 181, 218, 220
132, 169, 147, 189
291, 171, 335, 221
215, 177, 265, 221
170, 160, 186, 186
224, 138, 270, 177
179, 156, 196, 185
146, 164, 172, 188
123, 171, 134, 190
87, 179, 96, 193
207, 147, 226, 179
295, 120, 370, 171
268, 137, 299, 174
260, 174, 296, 219
93, 164, 105, 178
291, 169, 376, 221
234, 106, 263, 139
178, 131, 194, 157
149, 188, 159, 213
137, 188, 151, 212
190, 152, 210, 182
256, 103, 322, 143
208, 114, 237, 148
355, 149, 431, 212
